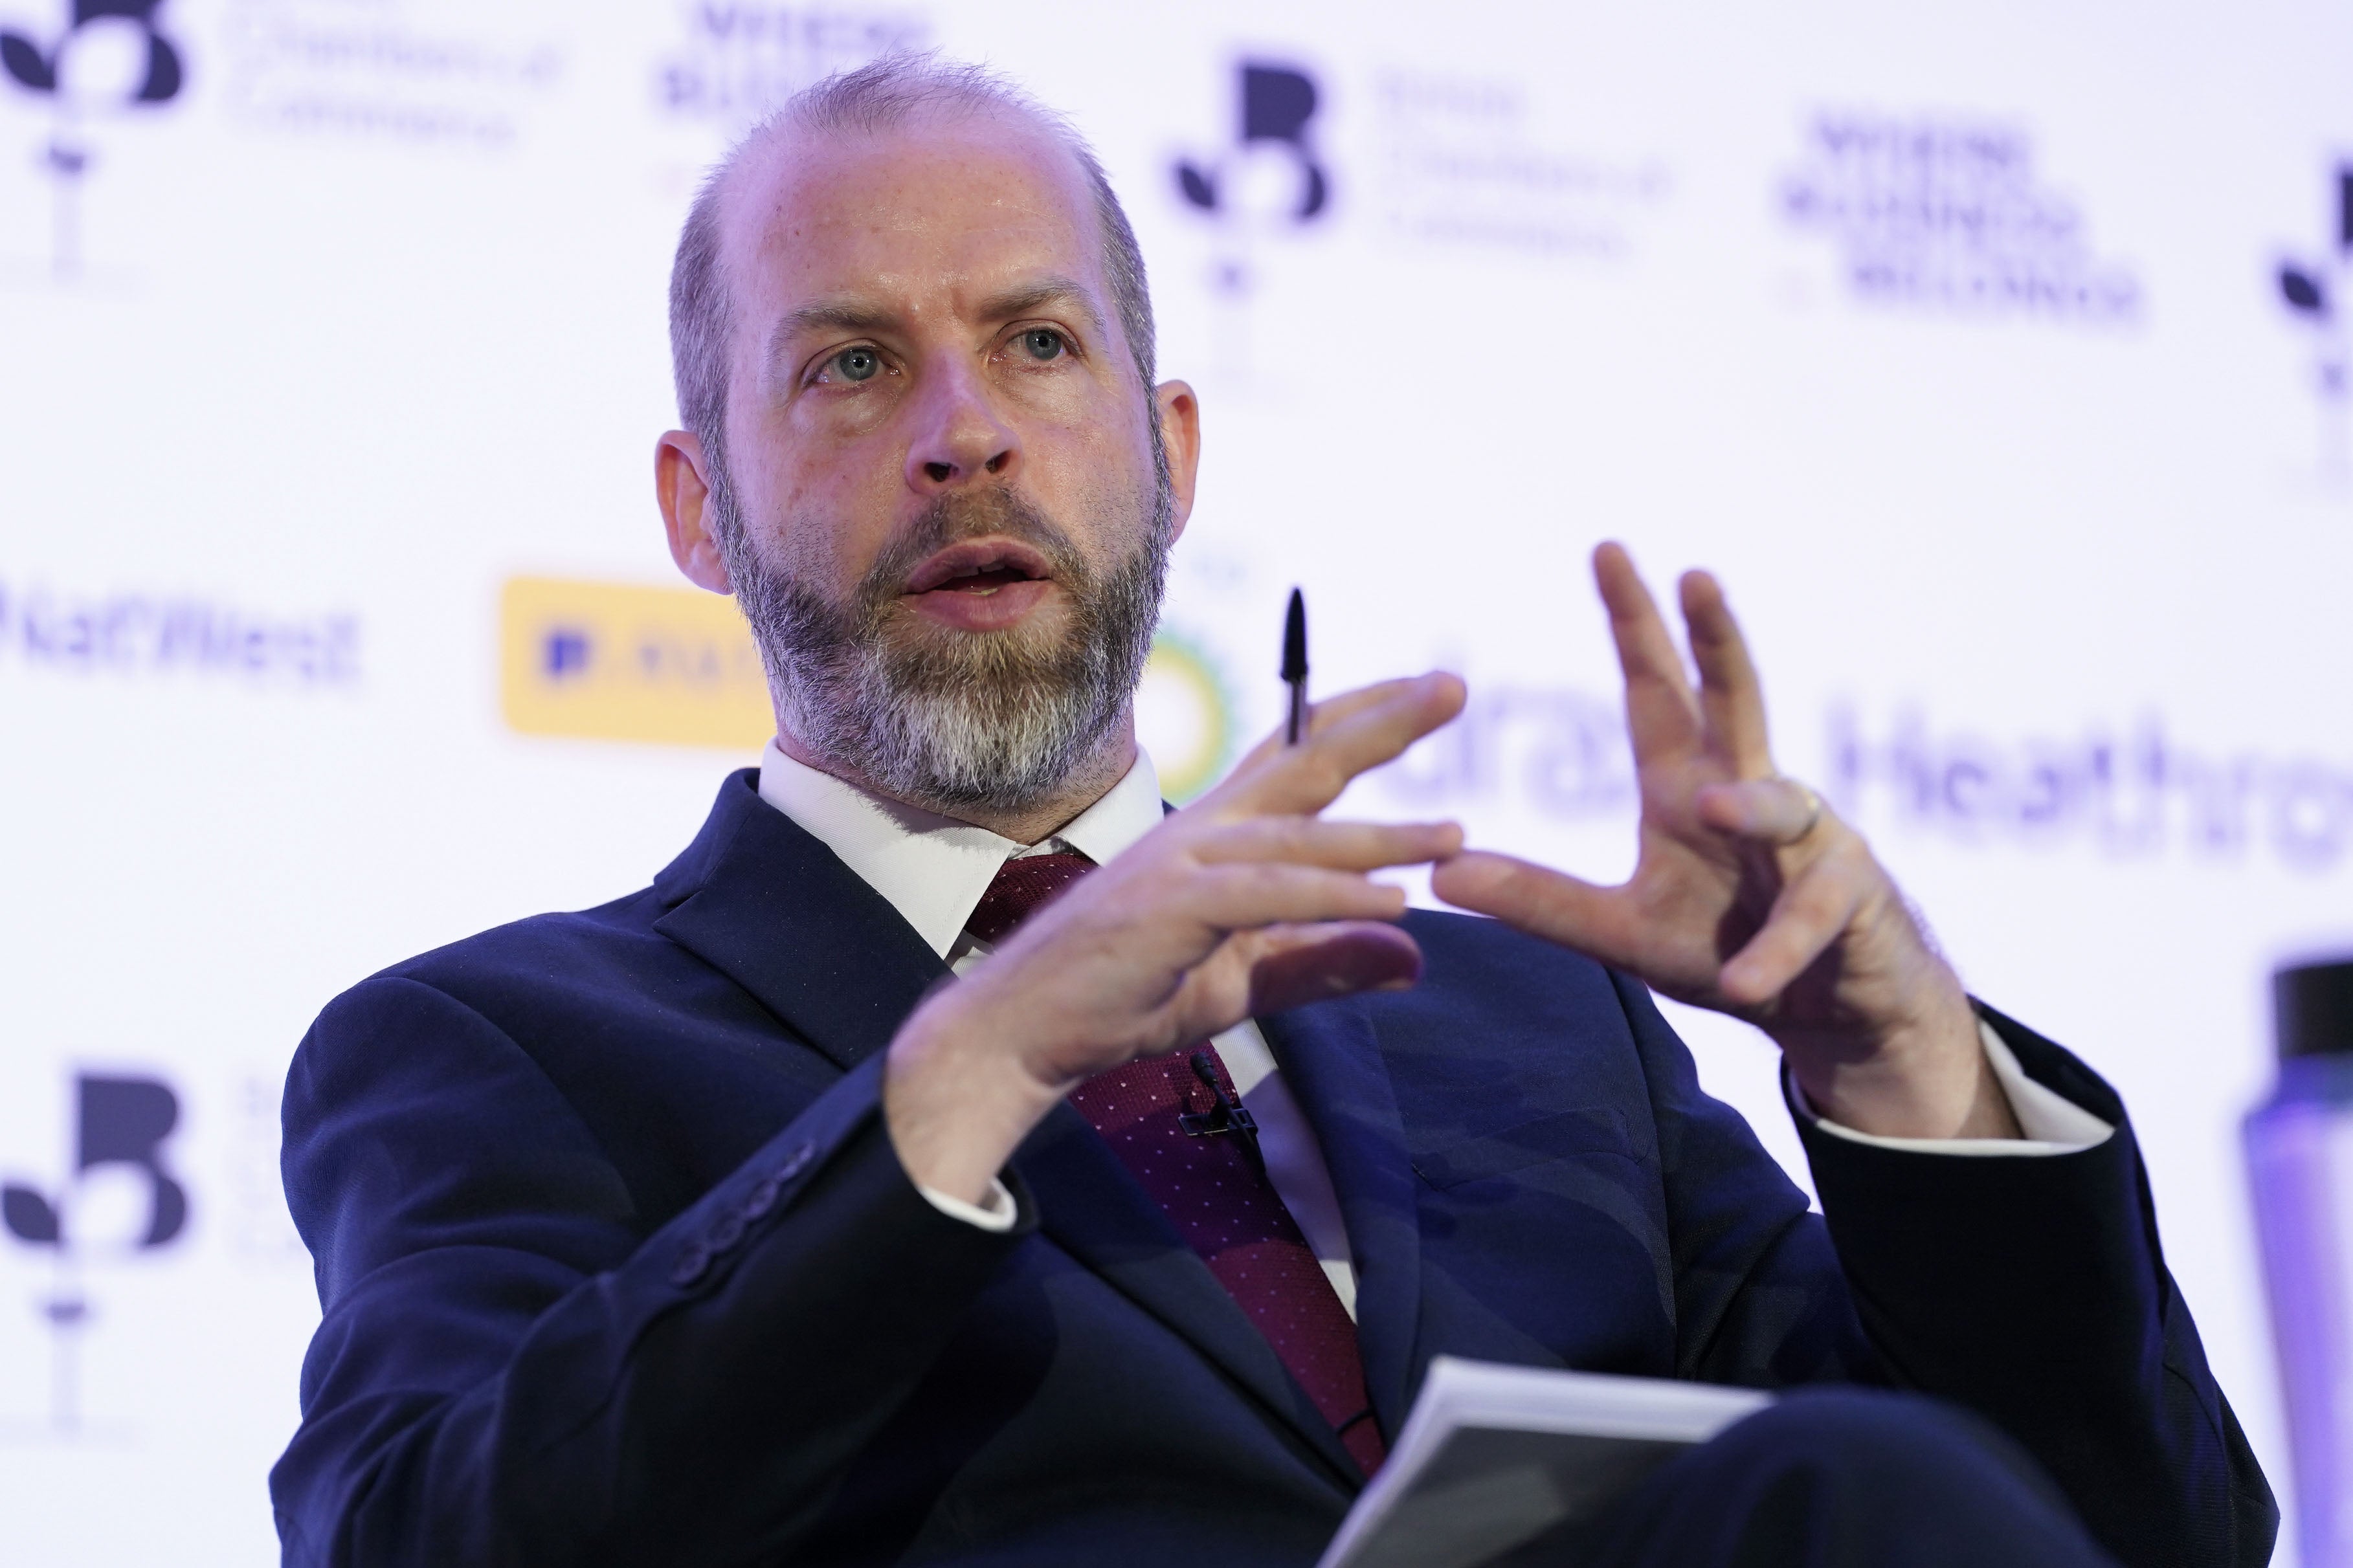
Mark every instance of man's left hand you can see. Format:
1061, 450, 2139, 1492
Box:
1429, 542, 2021, 1142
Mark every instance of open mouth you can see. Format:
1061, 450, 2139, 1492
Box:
902, 539, 1056, 597
899, 538, 1058, 630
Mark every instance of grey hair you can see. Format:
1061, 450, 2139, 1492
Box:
667, 54, 1159, 506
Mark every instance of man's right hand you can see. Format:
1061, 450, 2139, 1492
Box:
884, 672, 1467, 1204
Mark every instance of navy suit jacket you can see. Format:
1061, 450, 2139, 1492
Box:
273, 771, 2275, 1567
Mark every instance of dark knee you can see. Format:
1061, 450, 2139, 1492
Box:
1566, 1389, 2110, 1568
1713, 1388, 2035, 1496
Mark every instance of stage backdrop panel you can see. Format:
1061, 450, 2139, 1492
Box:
1, 0, 2346, 1560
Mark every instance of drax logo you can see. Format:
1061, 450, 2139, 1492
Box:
2275, 165, 2352, 482
0, 0, 184, 281
2, 1072, 188, 1435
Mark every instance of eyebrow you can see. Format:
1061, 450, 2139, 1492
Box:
973, 276, 1109, 338
768, 298, 902, 368
766, 276, 1111, 370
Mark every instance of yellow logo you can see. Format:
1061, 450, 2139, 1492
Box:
1136, 628, 1238, 802
501, 576, 1240, 788
500, 577, 771, 749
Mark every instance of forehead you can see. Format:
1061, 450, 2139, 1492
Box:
723, 113, 1104, 318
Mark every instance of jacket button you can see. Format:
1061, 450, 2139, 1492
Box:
708, 1212, 745, 1252
742, 1176, 781, 1220
777, 1141, 816, 1182
670, 1242, 710, 1286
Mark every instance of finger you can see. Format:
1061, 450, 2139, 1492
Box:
1428, 850, 1644, 969
1219, 672, 1467, 818
1678, 570, 1773, 778
1694, 778, 1826, 847
1158, 922, 1422, 1044
1243, 922, 1424, 1014
1176, 863, 1412, 932
1191, 817, 1466, 873
1222, 675, 1444, 780
1717, 858, 1864, 1005
1594, 542, 1702, 769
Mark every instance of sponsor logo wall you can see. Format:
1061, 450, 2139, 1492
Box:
1, 0, 2347, 1560
2276, 165, 2352, 481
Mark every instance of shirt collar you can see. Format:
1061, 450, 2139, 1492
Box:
755, 740, 1169, 959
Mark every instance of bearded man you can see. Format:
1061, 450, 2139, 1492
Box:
271, 57, 2273, 1568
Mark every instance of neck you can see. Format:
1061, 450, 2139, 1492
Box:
772, 718, 1141, 846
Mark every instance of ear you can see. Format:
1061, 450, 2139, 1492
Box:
1154, 380, 1201, 544
656, 431, 733, 593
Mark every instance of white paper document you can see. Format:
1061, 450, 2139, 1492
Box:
1316, 1358, 1774, 1568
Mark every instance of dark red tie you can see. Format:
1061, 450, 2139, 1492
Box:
967, 853, 1386, 1476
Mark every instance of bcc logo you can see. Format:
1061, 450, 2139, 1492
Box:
2, 1071, 188, 1436
2275, 164, 2352, 484
1, 0, 185, 282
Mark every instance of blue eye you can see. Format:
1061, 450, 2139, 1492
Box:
832, 347, 880, 382
1020, 328, 1065, 361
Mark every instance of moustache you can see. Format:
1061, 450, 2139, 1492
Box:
854, 489, 1095, 617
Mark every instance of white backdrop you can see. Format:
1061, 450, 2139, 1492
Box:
1, 1, 2347, 1561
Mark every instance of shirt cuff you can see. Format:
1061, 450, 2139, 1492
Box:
1786, 1019, 2115, 1155
915, 1176, 1020, 1231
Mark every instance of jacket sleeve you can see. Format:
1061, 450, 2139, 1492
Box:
271, 974, 1029, 1568
1614, 973, 2277, 1568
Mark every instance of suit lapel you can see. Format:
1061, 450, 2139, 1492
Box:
1260, 998, 1427, 1438
652, 773, 949, 1072
1013, 1101, 1365, 1488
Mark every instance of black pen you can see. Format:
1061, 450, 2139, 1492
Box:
1282, 588, 1309, 744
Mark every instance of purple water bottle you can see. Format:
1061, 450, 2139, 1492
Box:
2247, 957, 2353, 1566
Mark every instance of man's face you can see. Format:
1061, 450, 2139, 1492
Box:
696, 112, 1193, 812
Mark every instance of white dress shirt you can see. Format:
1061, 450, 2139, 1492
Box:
755, 741, 2113, 1323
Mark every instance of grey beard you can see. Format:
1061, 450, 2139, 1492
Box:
719, 476, 1171, 814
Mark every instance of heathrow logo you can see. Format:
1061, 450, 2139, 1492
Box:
1830, 705, 2353, 874
1, 1072, 188, 1437
2275, 165, 2352, 483
0, 0, 184, 282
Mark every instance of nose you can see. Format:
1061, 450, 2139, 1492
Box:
904, 357, 1020, 494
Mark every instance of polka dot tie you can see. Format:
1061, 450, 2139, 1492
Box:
967, 852, 1386, 1477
